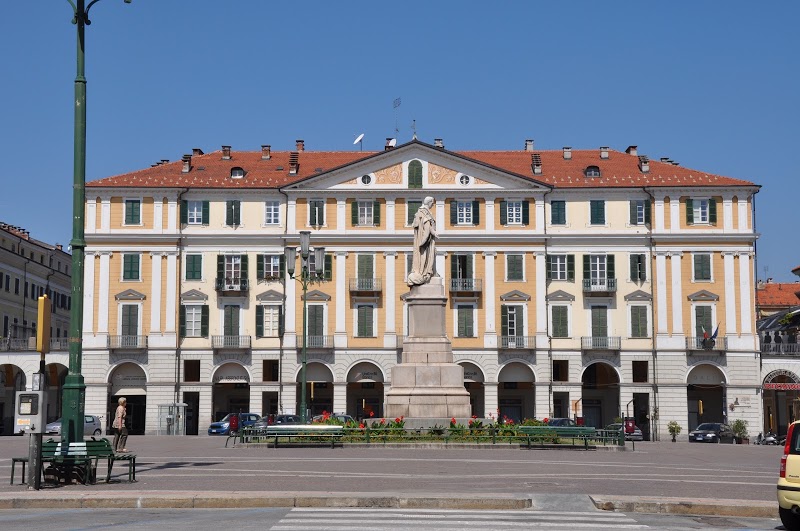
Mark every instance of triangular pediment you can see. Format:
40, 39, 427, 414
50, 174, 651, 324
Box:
624, 290, 652, 302
500, 290, 531, 302
546, 290, 575, 302
115, 289, 146, 301
180, 289, 208, 302
256, 289, 284, 303
302, 289, 331, 302
687, 289, 719, 301
283, 140, 551, 193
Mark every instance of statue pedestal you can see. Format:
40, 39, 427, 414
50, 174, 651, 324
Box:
385, 278, 472, 419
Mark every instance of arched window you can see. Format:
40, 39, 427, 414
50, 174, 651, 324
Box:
584, 166, 601, 177
408, 160, 423, 189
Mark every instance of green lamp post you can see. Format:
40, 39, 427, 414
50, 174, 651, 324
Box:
62, 0, 131, 446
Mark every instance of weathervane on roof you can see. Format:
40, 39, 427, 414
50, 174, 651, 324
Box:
411, 119, 417, 140
393, 97, 401, 140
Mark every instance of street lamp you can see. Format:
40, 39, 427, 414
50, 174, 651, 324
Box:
63, 0, 131, 446
284, 231, 325, 423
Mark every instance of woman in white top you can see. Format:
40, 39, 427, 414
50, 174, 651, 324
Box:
112, 396, 128, 452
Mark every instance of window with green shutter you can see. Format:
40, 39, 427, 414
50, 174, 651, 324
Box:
307, 305, 324, 336
181, 304, 204, 337
121, 304, 138, 336
693, 253, 711, 281
357, 255, 374, 279
629, 254, 646, 282
551, 200, 566, 225
457, 305, 474, 337
501, 305, 522, 338
185, 255, 202, 280
122, 253, 140, 281
309, 199, 325, 226
551, 306, 568, 338
357, 304, 374, 337
591, 306, 608, 337
506, 254, 523, 281
695, 305, 712, 338
225, 200, 241, 226
408, 160, 423, 189
223, 305, 240, 336
590, 200, 605, 225
124, 199, 141, 225
630, 305, 648, 337
407, 200, 422, 225
353, 201, 380, 226
629, 199, 651, 225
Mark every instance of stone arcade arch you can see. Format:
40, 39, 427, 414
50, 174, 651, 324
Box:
497, 362, 536, 422
297, 362, 334, 419
346, 361, 385, 420
0, 364, 25, 435
686, 363, 727, 430
762, 369, 800, 436
459, 362, 485, 418
211, 362, 251, 422
108, 362, 148, 435
581, 362, 620, 429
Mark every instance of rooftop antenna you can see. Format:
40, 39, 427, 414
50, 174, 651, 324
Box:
388, 138, 397, 147
411, 119, 417, 140
353, 133, 365, 151
393, 97, 401, 139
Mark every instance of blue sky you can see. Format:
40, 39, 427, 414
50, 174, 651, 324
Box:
2, 1, 798, 281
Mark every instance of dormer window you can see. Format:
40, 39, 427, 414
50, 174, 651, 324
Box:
231, 167, 245, 179
584, 166, 601, 178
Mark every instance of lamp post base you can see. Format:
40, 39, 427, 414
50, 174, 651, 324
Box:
61, 374, 86, 445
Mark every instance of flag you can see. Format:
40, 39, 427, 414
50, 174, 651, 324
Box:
710, 324, 720, 340
702, 325, 708, 339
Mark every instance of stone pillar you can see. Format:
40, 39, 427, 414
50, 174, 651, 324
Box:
384, 251, 397, 348
150, 252, 163, 333
655, 252, 668, 335
83, 252, 96, 334
739, 252, 753, 334
334, 251, 348, 348
723, 252, 737, 335
333, 382, 347, 414
483, 252, 497, 348
97, 252, 111, 336
484, 382, 499, 420
670, 252, 683, 336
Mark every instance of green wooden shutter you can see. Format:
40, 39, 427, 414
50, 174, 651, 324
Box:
695, 306, 712, 337
508, 255, 522, 281
180, 201, 188, 224
450, 256, 458, 279
567, 255, 575, 281
631, 306, 648, 338
545, 255, 552, 280
450, 201, 457, 225
583, 255, 590, 280
373, 201, 380, 226
592, 306, 608, 337
644, 200, 651, 224
201, 305, 209, 337
499, 201, 508, 225
358, 255, 373, 279
324, 254, 333, 280
457, 306, 473, 337
202, 201, 210, 224
240, 254, 248, 280
407, 200, 421, 225
552, 306, 567, 337
607, 255, 615, 280
278, 307, 285, 336
307, 305, 323, 336
522, 201, 530, 225
472, 200, 480, 225
686, 199, 694, 224
255, 305, 264, 338
630, 254, 637, 281
226, 201, 233, 226
179, 305, 186, 338
351, 201, 359, 226
629, 200, 637, 225
408, 160, 423, 188
217, 254, 225, 282
709, 199, 717, 225
501, 305, 509, 336
466, 255, 473, 278
279, 255, 285, 278
256, 255, 264, 280
357, 305, 373, 337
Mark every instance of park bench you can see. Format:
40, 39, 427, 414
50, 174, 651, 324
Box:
11, 438, 136, 485
516, 426, 599, 449
238, 425, 344, 448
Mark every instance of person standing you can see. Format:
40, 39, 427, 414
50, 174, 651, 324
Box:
113, 397, 128, 453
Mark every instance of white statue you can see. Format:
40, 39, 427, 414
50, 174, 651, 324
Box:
407, 196, 438, 286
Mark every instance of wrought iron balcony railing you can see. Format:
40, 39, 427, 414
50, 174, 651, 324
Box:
500, 336, 536, 349
582, 278, 617, 294
298, 335, 334, 349
686, 336, 728, 352
581, 336, 621, 350
349, 278, 382, 292
215, 276, 249, 292
761, 343, 800, 355
49, 338, 70, 351
450, 278, 483, 293
108, 335, 148, 349
212, 335, 252, 349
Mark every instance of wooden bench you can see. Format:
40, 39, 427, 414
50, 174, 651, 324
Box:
243, 425, 344, 448
11, 438, 136, 485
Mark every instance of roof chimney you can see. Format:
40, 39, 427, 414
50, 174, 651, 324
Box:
524, 139, 534, 151
261, 145, 271, 160
289, 152, 299, 174
55, 244, 63, 251
638, 156, 650, 173
222, 145, 231, 160
434, 138, 444, 149
625, 145, 638, 157
182, 154, 192, 173
160, 159, 169, 165
563, 147, 572, 160
660, 157, 671, 163
192, 147, 204, 156
600, 147, 609, 159
296, 139, 305, 152
531, 153, 543, 175
385, 138, 395, 151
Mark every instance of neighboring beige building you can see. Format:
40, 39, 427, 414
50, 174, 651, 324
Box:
37, 138, 771, 439
0, 222, 72, 434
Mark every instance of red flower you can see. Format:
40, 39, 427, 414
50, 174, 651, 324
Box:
469, 419, 474, 426
471, 414, 477, 419
359, 423, 365, 429
543, 417, 549, 423
395, 417, 401, 423
369, 411, 375, 417
450, 417, 456, 424
380, 418, 386, 425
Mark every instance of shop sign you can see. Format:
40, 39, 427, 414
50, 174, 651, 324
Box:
764, 369, 800, 384
464, 370, 481, 381
764, 383, 800, 390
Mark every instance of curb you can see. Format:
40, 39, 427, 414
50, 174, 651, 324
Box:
590, 494, 778, 518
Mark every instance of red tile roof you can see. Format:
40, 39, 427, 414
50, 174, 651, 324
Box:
757, 283, 800, 308
87, 141, 756, 190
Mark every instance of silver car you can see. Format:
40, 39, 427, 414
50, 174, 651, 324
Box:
45, 415, 103, 436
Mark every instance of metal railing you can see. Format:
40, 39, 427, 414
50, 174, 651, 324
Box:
500, 336, 536, 349
761, 343, 800, 355
214, 276, 249, 292
108, 335, 148, 349
298, 335, 334, 349
0, 338, 34, 351
582, 278, 617, 293
50, 338, 70, 351
686, 336, 728, 352
349, 278, 382, 291
450, 278, 483, 292
581, 336, 621, 350
212, 335, 252, 349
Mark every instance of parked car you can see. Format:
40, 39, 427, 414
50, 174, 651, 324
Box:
45, 415, 102, 436
547, 418, 577, 427
688, 422, 735, 443
207, 413, 260, 435
605, 423, 644, 441
778, 420, 800, 530
312, 413, 355, 424
252, 414, 303, 429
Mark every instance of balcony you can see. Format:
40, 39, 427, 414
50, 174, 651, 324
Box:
108, 335, 148, 350
349, 278, 382, 293
215, 276, 249, 294
50, 338, 70, 351
581, 336, 621, 350
212, 335, 252, 350
582, 278, 617, 295
762, 343, 800, 356
0, 338, 34, 351
500, 336, 536, 349
686, 336, 728, 352
450, 278, 483, 293
297, 335, 334, 349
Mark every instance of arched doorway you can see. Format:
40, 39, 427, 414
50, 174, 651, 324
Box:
762, 369, 800, 436
108, 363, 147, 435
581, 362, 620, 428
687, 364, 726, 430
346, 361, 384, 420
298, 362, 334, 418
44, 363, 68, 424
212, 362, 251, 422
498, 362, 535, 422
460, 362, 484, 418
0, 364, 25, 435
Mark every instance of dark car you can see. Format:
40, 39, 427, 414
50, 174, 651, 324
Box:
689, 422, 735, 443
207, 412, 261, 435
547, 418, 577, 427
252, 414, 302, 429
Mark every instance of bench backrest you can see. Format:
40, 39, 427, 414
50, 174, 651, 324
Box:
43, 438, 115, 458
